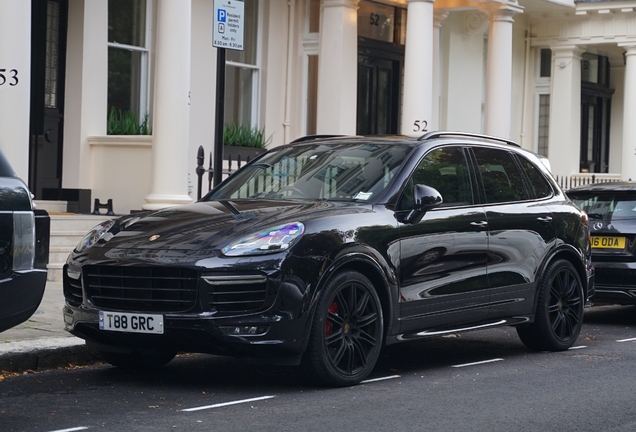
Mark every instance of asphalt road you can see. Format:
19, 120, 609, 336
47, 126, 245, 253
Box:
2, 304, 636, 432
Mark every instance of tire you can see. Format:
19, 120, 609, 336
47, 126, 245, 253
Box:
517, 259, 584, 351
98, 349, 177, 370
303, 270, 383, 387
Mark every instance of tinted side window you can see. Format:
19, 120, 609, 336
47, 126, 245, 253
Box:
473, 147, 528, 204
399, 146, 473, 210
517, 155, 553, 199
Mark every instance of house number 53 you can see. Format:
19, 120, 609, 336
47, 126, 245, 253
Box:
0, 69, 19, 86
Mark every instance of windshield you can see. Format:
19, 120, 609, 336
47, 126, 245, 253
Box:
569, 192, 636, 222
206, 141, 413, 202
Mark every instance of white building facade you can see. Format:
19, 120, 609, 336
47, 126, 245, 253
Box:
0, 0, 635, 214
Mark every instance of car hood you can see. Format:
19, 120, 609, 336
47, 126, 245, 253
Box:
95, 199, 371, 253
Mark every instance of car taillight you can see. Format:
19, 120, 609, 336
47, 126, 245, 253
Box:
13, 211, 35, 271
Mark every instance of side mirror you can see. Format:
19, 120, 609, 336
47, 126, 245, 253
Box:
413, 184, 443, 212
405, 184, 442, 224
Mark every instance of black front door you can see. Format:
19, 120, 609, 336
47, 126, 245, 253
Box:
580, 84, 613, 174
357, 53, 400, 135
29, 0, 68, 199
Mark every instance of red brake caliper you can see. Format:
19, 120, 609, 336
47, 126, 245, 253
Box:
325, 301, 338, 336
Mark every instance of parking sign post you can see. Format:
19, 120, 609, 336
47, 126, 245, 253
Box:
212, 0, 244, 187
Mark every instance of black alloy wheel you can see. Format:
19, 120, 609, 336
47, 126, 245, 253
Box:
303, 270, 383, 387
98, 349, 177, 370
517, 259, 584, 351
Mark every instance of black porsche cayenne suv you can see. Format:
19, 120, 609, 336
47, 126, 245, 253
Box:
63, 131, 594, 386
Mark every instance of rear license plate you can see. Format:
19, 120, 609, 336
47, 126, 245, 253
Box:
99, 311, 164, 334
591, 236, 625, 249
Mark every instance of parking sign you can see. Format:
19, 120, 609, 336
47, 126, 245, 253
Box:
213, 0, 244, 51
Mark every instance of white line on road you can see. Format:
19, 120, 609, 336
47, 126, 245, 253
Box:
181, 396, 275, 412
361, 375, 401, 384
617, 337, 636, 343
451, 358, 503, 368
47, 427, 89, 432
568, 345, 587, 350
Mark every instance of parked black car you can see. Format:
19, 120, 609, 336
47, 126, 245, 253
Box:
567, 181, 636, 305
63, 132, 593, 386
0, 148, 50, 332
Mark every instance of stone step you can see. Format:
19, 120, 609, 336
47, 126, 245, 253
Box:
34, 200, 68, 213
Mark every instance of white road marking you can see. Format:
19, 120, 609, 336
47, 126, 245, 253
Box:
47, 427, 89, 432
617, 337, 636, 343
181, 396, 275, 412
361, 375, 401, 384
568, 345, 587, 350
451, 358, 503, 368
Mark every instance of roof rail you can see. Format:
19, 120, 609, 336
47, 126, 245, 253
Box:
418, 131, 520, 147
290, 134, 353, 144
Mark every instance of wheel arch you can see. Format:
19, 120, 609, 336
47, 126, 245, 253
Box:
533, 245, 589, 308
301, 249, 397, 351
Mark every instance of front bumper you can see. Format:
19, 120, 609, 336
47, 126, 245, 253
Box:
63, 303, 310, 358
0, 269, 47, 332
62, 255, 320, 358
590, 261, 636, 305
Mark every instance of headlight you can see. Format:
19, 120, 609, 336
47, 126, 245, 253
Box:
74, 220, 116, 253
222, 222, 305, 256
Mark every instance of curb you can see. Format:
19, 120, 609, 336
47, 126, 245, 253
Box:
0, 337, 101, 373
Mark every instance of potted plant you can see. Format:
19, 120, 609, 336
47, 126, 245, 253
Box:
107, 107, 151, 135
223, 123, 271, 161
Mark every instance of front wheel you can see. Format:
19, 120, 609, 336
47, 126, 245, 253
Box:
517, 259, 584, 351
303, 270, 384, 387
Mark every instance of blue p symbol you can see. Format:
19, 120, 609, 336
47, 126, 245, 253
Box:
218, 9, 226, 22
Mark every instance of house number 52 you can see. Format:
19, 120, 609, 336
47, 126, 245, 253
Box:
413, 120, 428, 132
0, 69, 19, 86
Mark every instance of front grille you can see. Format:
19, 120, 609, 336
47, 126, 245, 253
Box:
203, 275, 268, 313
83, 265, 199, 313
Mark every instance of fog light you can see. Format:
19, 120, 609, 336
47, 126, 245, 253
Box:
220, 326, 269, 336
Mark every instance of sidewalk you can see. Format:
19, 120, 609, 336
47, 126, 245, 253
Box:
0, 281, 100, 373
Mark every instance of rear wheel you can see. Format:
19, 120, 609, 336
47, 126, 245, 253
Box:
517, 259, 584, 351
98, 349, 177, 369
303, 270, 383, 387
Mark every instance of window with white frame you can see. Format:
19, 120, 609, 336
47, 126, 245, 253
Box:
225, 1, 260, 128
535, 48, 551, 157
107, 0, 150, 122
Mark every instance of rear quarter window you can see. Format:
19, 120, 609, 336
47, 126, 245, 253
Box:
517, 156, 553, 199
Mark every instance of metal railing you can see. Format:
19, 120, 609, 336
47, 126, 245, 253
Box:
555, 174, 623, 191
195, 145, 251, 199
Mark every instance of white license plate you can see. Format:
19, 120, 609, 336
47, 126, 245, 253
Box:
99, 311, 164, 334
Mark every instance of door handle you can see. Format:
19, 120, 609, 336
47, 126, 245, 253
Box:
44, 129, 52, 143
470, 221, 488, 229
537, 216, 553, 223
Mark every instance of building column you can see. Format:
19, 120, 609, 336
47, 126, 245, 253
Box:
620, 44, 636, 181
431, 10, 448, 132
0, 1, 31, 179
483, 3, 522, 139
143, 0, 193, 210
401, 0, 435, 137
316, 0, 359, 135
64, 0, 108, 189
548, 45, 584, 178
